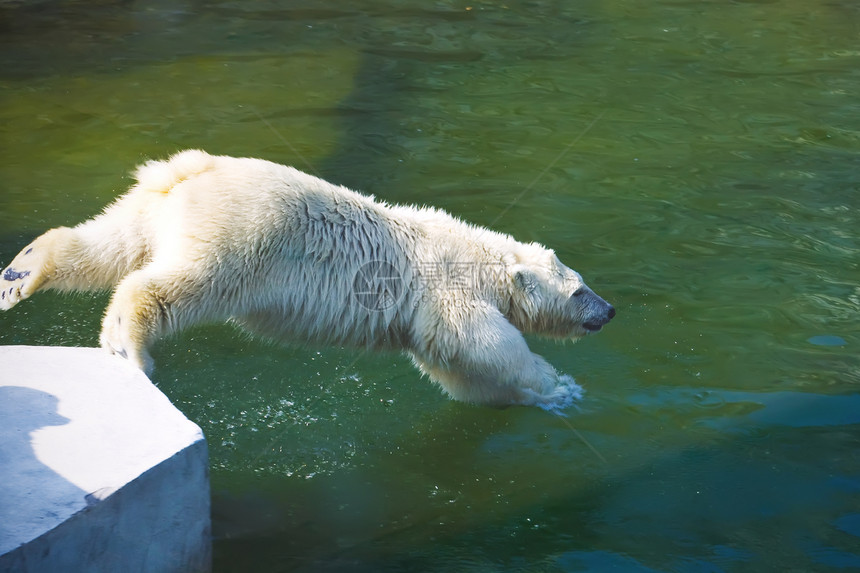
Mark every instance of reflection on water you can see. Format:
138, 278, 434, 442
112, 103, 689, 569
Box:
1, 0, 859, 571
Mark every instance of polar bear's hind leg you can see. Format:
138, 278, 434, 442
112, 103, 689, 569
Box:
0, 190, 157, 313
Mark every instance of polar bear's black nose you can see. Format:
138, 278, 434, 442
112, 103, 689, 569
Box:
608, 306, 616, 320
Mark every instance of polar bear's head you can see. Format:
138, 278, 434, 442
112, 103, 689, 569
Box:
506, 243, 615, 340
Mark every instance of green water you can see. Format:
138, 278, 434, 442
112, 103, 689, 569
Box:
2, 0, 859, 571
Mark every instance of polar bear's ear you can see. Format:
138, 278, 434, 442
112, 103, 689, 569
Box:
511, 266, 541, 322
512, 266, 537, 294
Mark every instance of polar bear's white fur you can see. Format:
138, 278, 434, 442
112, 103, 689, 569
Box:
0, 150, 615, 407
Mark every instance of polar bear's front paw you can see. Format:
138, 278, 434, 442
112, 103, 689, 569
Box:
527, 375, 584, 412
0, 246, 45, 311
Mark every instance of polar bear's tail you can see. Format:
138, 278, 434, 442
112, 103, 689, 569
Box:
134, 149, 216, 194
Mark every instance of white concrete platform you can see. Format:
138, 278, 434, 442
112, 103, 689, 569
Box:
0, 346, 211, 573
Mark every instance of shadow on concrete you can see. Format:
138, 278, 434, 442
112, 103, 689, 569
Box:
0, 385, 86, 558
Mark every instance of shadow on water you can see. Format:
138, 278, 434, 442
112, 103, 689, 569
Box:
210, 403, 553, 571
211, 388, 860, 572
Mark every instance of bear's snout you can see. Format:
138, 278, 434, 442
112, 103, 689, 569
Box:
579, 292, 615, 333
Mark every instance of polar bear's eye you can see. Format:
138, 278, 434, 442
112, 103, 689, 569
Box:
572, 288, 585, 297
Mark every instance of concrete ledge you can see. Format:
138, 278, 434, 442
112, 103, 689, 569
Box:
0, 346, 211, 573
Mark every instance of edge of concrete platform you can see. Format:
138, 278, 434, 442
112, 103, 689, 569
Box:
0, 345, 212, 573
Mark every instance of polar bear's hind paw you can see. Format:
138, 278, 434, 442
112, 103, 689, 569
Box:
3, 267, 31, 281
0, 232, 66, 311
0, 264, 34, 310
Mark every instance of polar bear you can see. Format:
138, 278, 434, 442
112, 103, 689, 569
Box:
0, 150, 614, 407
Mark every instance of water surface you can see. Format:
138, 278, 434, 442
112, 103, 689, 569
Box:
1, 1, 858, 571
